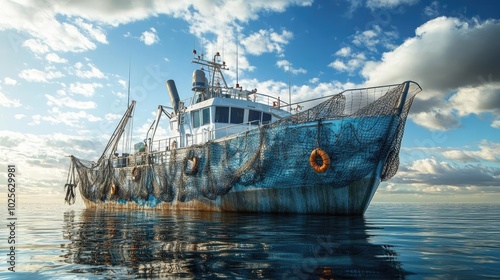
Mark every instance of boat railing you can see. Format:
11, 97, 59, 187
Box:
222, 88, 291, 109
157, 120, 261, 149
194, 120, 261, 144
180, 86, 291, 109
111, 119, 263, 168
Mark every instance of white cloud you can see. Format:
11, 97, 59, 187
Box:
45, 94, 97, 109
442, 141, 500, 162
46, 53, 68, 64
22, 39, 49, 54
362, 17, 500, 93
3, 77, 17, 85
329, 60, 348, 71
14, 114, 26, 119
366, 0, 418, 10
391, 140, 500, 193
239, 77, 353, 110
350, 25, 399, 52
335, 47, 351, 57
352, 26, 380, 51
74, 18, 108, 44
276, 60, 306, 74
38, 19, 97, 52
411, 109, 459, 131
105, 113, 122, 121
0, 91, 21, 107
0, 130, 105, 197
74, 62, 106, 79
0, 2, 104, 53
360, 17, 500, 130
449, 84, 500, 117
1, 0, 312, 86
242, 29, 293, 56
179, 1, 312, 38
118, 79, 127, 88
140, 27, 159, 45
43, 107, 102, 127
329, 52, 367, 73
56, 89, 67, 96
18, 68, 64, 82
347, 53, 367, 68
29, 114, 41, 126
113, 91, 127, 99
393, 157, 499, 188
309, 77, 320, 84
423, 1, 441, 17
330, 25, 396, 74
68, 82, 103, 97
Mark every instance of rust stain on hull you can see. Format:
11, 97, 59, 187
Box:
82, 196, 222, 212
81, 177, 377, 215
221, 178, 376, 215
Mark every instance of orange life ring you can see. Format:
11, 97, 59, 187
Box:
309, 148, 331, 173
132, 167, 141, 181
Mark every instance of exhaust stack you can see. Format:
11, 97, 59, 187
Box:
166, 79, 180, 113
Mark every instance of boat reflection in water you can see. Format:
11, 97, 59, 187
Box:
62, 209, 410, 279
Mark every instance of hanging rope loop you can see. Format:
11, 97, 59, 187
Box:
64, 157, 77, 205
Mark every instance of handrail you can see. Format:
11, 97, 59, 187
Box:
182, 86, 291, 108
285, 81, 422, 109
111, 119, 265, 168
150, 120, 266, 151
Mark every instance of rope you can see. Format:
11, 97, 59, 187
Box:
64, 157, 77, 205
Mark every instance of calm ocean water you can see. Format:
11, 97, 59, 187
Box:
2, 203, 499, 279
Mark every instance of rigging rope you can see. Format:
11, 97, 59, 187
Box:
64, 157, 77, 205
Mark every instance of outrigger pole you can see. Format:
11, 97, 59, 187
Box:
96, 100, 136, 167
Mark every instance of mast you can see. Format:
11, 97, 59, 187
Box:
127, 59, 131, 107
123, 59, 132, 154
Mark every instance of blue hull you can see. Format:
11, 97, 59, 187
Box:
80, 115, 399, 215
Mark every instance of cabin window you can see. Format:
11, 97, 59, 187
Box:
262, 112, 272, 124
215, 106, 229, 123
248, 110, 261, 125
230, 108, 244, 124
202, 108, 210, 125
192, 110, 200, 128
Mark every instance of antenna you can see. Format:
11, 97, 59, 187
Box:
127, 58, 131, 107
288, 61, 291, 112
236, 37, 239, 88
222, 34, 225, 62
125, 59, 133, 154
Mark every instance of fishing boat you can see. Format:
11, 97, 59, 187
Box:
65, 50, 421, 215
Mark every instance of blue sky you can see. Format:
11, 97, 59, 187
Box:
0, 0, 499, 204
